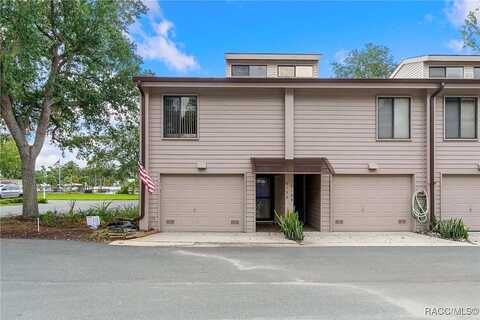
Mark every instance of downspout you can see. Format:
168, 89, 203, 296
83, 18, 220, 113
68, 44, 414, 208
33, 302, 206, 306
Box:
136, 81, 146, 223
429, 81, 445, 228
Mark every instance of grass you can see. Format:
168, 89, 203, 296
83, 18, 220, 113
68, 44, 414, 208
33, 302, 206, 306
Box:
0, 198, 24, 206
44, 193, 138, 201
0, 192, 138, 206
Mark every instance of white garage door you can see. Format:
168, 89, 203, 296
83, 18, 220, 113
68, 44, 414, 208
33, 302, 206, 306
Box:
442, 175, 480, 231
160, 174, 244, 232
333, 175, 412, 231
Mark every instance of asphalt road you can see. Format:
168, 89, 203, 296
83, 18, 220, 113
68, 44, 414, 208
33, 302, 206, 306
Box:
1, 240, 479, 320
0, 200, 138, 217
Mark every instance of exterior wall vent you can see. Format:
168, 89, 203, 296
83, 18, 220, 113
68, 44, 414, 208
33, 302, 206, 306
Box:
335, 219, 343, 224
197, 161, 207, 170
368, 163, 379, 171
230, 219, 240, 225
398, 219, 407, 224
166, 219, 175, 225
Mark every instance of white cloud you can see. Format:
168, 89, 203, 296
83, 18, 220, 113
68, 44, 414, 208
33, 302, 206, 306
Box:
445, 0, 480, 27
36, 139, 85, 169
144, 0, 162, 18
334, 49, 349, 63
447, 38, 466, 51
446, 38, 474, 53
133, 1, 198, 72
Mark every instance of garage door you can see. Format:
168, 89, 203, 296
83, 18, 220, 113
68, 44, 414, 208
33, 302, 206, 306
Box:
160, 174, 244, 232
442, 175, 480, 231
333, 175, 412, 231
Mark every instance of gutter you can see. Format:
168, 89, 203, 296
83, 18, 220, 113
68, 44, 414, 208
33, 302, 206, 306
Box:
429, 81, 445, 228
136, 81, 146, 223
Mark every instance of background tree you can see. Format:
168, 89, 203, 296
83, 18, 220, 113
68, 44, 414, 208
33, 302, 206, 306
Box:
331, 43, 397, 78
0, 134, 22, 179
462, 7, 479, 52
0, 0, 145, 217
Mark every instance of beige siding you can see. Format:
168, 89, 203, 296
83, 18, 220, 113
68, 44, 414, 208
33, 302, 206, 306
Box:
274, 175, 285, 217
393, 62, 424, 78
294, 89, 427, 185
147, 88, 284, 232
434, 92, 480, 222
320, 174, 331, 232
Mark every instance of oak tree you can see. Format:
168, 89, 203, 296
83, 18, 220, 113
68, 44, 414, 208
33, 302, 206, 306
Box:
0, 0, 145, 216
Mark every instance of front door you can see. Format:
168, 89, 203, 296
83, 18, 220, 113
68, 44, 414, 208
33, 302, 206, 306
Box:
256, 175, 274, 221
294, 175, 306, 223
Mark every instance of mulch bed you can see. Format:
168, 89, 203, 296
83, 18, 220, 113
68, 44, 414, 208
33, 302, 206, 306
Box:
0, 217, 97, 241
0, 216, 155, 242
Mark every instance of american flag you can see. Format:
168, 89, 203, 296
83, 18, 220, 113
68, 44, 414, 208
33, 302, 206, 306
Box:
138, 162, 155, 193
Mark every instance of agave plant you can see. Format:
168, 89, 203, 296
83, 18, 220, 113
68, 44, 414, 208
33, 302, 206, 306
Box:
275, 210, 304, 242
434, 218, 469, 240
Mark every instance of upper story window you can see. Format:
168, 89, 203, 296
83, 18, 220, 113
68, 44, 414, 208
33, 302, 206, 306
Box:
163, 96, 198, 139
295, 66, 313, 77
377, 97, 411, 140
474, 67, 480, 79
278, 65, 295, 77
278, 65, 314, 78
445, 97, 478, 140
429, 66, 464, 79
231, 65, 267, 77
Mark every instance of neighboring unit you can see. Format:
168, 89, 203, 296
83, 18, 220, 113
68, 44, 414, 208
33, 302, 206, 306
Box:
390, 55, 480, 79
134, 53, 480, 233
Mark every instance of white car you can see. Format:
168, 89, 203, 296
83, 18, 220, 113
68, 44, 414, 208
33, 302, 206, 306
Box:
0, 184, 23, 198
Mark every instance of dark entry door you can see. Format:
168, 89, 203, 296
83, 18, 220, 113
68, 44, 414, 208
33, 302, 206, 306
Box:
294, 175, 306, 223
256, 175, 274, 221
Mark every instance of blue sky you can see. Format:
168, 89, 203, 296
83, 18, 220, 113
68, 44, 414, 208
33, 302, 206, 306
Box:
37, 0, 479, 168
131, 0, 478, 77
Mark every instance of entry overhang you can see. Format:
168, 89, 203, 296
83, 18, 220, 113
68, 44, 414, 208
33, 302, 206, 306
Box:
251, 157, 335, 175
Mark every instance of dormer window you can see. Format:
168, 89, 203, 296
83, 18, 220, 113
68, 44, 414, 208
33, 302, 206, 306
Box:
278, 65, 314, 78
231, 65, 267, 77
429, 66, 464, 79
474, 67, 480, 79
278, 65, 295, 77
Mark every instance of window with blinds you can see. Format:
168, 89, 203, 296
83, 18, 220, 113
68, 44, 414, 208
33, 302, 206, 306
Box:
163, 96, 198, 138
445, 97, 478, 139
377, 97, 411, 140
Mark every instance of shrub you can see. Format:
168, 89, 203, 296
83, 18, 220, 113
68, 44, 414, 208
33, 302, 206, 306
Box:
275, 210, 304, 242
40, 211, 58, 227
434, 218, 469, 240
117, 185, 130, 194
38, 198, 48, 204
0, 198, 23, 205
77, 204, 138, 225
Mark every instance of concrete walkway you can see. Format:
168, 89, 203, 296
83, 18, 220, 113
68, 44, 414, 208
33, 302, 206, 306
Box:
110, 231, 475, 247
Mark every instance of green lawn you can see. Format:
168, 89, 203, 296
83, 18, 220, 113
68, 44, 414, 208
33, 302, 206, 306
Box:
43, 193, 138, 201
0, 193, 138, 206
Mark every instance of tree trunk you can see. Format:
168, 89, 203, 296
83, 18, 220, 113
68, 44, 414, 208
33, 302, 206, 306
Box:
21, 156, 39, 217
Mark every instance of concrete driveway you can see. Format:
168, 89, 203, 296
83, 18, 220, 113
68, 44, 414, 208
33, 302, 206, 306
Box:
1, 239, 479, 320
0, 200, 138, 217
111, 231, 475, 247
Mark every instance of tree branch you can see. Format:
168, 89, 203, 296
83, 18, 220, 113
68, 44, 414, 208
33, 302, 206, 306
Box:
0, 95, 29, 157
